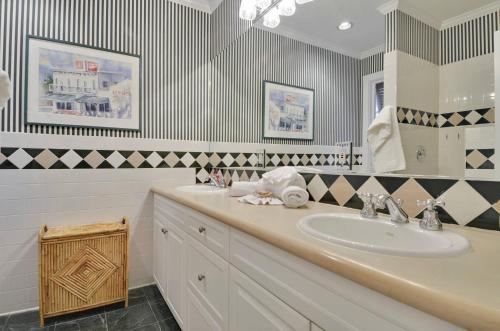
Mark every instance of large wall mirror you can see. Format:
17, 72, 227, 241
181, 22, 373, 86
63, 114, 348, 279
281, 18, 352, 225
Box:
209, 0, 500, 181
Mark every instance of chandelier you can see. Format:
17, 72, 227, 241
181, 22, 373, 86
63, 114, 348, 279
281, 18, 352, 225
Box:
239, 0, 315, 28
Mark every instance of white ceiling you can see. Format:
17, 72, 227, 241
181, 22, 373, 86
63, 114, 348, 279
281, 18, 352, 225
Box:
254, 0, 500, 58
179, 0, 500, 57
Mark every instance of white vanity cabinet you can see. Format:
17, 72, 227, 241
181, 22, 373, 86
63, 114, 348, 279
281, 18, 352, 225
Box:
153, 194, 464, 331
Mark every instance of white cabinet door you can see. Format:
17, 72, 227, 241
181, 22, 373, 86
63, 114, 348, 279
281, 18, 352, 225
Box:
166, 220, 187, 329
229, 266, 310, 331
153, 218, 168, 295
187, 287, 222, 331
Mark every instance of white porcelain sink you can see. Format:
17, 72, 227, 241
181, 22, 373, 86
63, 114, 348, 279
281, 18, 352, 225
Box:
176, 185, 228, 193
298, 213, 470, 257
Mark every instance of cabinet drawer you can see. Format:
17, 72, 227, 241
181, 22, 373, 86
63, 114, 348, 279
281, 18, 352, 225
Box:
154, 194, 187, 229
187, 236, 228, 330
185, 208, 229, 259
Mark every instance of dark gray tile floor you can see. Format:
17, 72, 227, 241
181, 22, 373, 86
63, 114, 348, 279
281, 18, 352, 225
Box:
0, 285, 180, 331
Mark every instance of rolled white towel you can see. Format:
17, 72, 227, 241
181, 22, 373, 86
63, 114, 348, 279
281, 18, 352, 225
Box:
230, 181, 260, 197
281, 186, 309, 208
261, 167, 306, 198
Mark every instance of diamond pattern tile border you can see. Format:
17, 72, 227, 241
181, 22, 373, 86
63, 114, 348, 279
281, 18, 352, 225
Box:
397, 106, 495, 128
222, 168, 500, 232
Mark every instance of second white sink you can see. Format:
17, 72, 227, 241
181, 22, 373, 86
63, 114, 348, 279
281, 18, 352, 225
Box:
298, 213, 470, 257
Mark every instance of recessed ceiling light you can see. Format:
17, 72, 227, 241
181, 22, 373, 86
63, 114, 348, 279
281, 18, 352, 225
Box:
338, 21, 352, 31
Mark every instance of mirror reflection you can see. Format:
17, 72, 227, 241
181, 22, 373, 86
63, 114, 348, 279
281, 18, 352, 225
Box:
210, 0, 499, 180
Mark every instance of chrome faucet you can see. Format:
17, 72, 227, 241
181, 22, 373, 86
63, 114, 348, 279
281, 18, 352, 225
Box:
417, 199, 444, 231
375, 194, 409, 224
358, 193, 378, 218
207, 169, 226, 188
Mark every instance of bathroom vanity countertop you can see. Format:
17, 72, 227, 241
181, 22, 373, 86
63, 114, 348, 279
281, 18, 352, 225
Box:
152, 185, 500, 330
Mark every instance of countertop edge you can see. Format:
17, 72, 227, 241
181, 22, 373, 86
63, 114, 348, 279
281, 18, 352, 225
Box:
152, 187, 500, 331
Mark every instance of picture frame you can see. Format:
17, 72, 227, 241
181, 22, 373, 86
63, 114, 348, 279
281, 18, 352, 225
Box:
25, 36, 141, 131
262, 80, 314, 140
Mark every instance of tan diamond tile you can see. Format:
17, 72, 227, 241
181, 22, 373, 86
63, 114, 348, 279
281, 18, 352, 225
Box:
196, 153, 209, 167
0, 152, 7, 164
240, 171, 250, 182
357, 177, 388, 195
209, 153, 221, 167
392, 178, 433, 218
318, 154, 327, 165
448, 112, 464, 126
397, 108, 405, 122
127, 151, 145, 168
438, 181, 490, 225
483, 108, 495, 123
466, 150, 488, 169
84, 150, 105, 168
492, 200, 500, 213
414, 111, 422, 125
329, 176, 356, 206
307, 175, 328, 201
224, 170, 232, 185
34, 149, 58, 168
235, 153, 247, 167
281, 154, 291, 166
300, 154, 309, 166
164, 152, 179, 167
465, 111, 482, 125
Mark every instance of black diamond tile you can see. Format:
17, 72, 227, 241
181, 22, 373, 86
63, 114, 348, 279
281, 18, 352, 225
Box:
139, 161, 153, 168
414, 178, 458, 198
97, 150, 114, 159
23, 148, 45, 158
481, 149, 495, 158
49, 149, 70, 158
74, 160, 92, 169
479, 160, 495, 169
97, 160, 114, 169
73, 149, 93, 158
156, 151, 170, 159
475, 108, 491, 115
466, 180, 500, 204
374, 176, 408, 194
343, 175, 370, 190
105, 303, 156, 331
23, 160, 45, 169
0, 159, 18, 169
173, 152, 186, 158
1, 147, 19, 157
319, 174, 339, 188
319, 191, 339, 205
475, 117, 491, 125
118, 151, 135, 158
343, 193, 364, 210
465, 208, 500, 231
119, 160, 135, 168
138, 151, 153, 158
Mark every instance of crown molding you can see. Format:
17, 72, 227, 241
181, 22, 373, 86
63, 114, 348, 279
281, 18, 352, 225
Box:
360, 44, 385, 59
171, 0, 214, 13
377, 0, 441, 30
255, 25, 361, 59
441, 1, 500, 29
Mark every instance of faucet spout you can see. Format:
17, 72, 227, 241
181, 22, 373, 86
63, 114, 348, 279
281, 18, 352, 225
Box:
376, 195, 409, 224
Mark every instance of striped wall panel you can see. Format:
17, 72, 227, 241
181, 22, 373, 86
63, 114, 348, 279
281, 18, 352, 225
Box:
385, 10, 439, 64
210, 28, 362, 146
210, 0, 252, 59
361, 52, 384, 76
0, 0, 210, 140
440, 11, 500, 65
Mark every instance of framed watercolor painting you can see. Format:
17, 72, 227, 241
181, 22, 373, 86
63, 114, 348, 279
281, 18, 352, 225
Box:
25, 36, 141, 131
262, 81, 314, 140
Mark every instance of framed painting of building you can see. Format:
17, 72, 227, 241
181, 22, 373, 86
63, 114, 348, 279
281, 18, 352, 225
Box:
25, 36, 141, 131
262, 81, 314, 140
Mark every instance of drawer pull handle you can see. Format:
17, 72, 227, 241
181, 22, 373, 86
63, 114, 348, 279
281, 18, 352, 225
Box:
198, 226, 206, 234
161, 228, 168, 234
197, 274, 205, 281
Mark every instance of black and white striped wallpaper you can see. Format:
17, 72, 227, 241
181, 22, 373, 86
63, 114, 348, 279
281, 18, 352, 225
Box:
0, 0, 211, 140
385, 10, 439, 65
210, 27, 362, 146
361, 52, 384, 76
440, 11, 500, 65
210, 0, 252, 59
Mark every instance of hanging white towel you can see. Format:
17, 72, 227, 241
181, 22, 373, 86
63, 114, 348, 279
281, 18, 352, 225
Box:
367, 106, 406, 173
0, 70, 12, 110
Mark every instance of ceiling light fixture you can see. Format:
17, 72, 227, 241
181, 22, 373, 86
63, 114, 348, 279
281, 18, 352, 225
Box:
338, 21, 352, 31
239, 0, 314, 28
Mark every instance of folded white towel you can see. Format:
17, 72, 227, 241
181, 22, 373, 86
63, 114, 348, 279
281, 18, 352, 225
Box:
281, 186, 309, 208
230, 181, 261, 197
0, 70, 12, 109
261, 167, 306, 198
367, 106, 406, 173
238, 193, 283, 205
